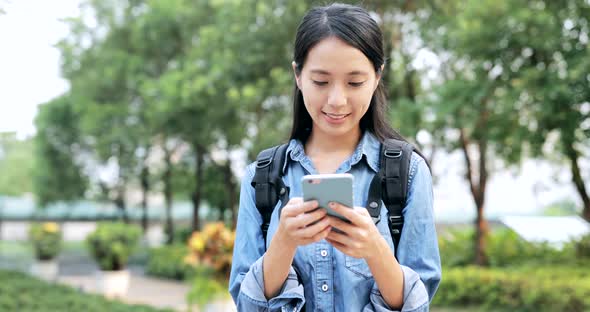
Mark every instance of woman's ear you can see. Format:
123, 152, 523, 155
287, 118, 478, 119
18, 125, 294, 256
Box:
292, 61, 302, 90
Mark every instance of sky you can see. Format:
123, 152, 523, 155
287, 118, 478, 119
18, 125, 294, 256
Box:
0, 0, 80, 139
0, 1, 584, 221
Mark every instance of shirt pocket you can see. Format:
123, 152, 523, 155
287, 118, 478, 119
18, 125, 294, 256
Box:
344, 256, 373, 279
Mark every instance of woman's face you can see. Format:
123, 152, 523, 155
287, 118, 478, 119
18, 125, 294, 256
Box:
294, 36, 381, 140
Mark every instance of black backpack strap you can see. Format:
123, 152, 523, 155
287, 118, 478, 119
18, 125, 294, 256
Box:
251, 144, 290, 247
367, 139, 413, 258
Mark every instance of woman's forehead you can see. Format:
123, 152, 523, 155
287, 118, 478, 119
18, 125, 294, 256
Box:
303, 37, 374, 75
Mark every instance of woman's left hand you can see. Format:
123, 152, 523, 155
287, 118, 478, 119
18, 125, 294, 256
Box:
325, 202, 384, 260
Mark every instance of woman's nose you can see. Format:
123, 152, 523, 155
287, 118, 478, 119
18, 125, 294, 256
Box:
327, 84, 347, 107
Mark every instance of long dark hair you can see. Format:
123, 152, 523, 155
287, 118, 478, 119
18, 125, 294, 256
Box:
289, 3, 404, 145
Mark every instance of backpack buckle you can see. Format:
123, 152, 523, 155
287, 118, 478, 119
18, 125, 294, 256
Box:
384, 149, 402, 158
388, 215, 403, 234
256, 157, 272, 168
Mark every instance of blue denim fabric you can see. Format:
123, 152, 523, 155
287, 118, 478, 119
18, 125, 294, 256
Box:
229, 132, 441, 311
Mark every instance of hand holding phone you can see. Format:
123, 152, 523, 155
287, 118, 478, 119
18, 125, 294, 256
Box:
301, 173, 354, 221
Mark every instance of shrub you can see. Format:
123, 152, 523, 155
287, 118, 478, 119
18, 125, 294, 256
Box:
439, 227, 581, 267
438, 228, 475, 267
172, 226, 193, 244
185, 222, 235, 278
145, 244, 195, 280
86, 222, 142, 271
433, 266, 590, 312
28, 222, 62, 260
0, 269, 171, 311
186, 267, 229, 310
574, 233, 590, 259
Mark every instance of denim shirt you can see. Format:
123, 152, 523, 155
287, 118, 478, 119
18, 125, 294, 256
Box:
229, 131, 441, 312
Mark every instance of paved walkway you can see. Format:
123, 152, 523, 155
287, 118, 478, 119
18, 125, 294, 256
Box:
58, 270, 193, 311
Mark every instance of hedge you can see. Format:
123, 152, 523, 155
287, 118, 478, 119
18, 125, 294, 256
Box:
433, 266, 590, 312
145, 244, 195, 280
0, 270, 172, 312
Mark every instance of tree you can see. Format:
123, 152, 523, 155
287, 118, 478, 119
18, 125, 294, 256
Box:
420, 0, 590, 264
33, 95, 87, 207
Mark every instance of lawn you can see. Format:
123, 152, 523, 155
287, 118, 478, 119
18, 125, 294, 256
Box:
0, 269, 173, 312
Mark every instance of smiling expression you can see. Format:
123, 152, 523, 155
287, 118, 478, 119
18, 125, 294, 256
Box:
294, 36, 382, 140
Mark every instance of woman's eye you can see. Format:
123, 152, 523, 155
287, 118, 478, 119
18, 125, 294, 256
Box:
349, 81, 365, 87
313, 80, 328, 86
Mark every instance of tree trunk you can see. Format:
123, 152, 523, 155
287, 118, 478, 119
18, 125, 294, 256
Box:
191, 144, 205, 231
140, 164, 149, 233
114, 188, 129, 223
164, 146, 174, 244
565, 145, 590, 222
459, 128, 489, 266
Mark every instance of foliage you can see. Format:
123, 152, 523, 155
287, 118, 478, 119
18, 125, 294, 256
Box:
575, 233, 590, 259
186, 266, 229, 310
33, 95, 87, 206
86, 222, 142, 271
439, 227, 584, 268
185, 222, 235, 278
28, 222, 62, 260
438, 228, 476, 267
172, 226, 193, 244
145, 244, 194, 280
432, 266, 590, 312
542, 200, 582, 216
0, 269, 171, 312
0, 133, 34, 196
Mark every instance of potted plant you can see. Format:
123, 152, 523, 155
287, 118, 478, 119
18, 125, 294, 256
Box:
29, 222, 62, 281
86, 222, 141, 298
185, 222, 235, 311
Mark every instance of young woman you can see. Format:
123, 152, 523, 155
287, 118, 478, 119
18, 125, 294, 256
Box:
229, 3, 441, 311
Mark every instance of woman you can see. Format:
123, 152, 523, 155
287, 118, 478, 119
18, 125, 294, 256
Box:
229, 3, 441, 311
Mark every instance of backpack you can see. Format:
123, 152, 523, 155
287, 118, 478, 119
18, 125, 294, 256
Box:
251, 138, 414, 258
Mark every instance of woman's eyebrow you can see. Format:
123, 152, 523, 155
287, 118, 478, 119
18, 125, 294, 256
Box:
310, 69, 369, 75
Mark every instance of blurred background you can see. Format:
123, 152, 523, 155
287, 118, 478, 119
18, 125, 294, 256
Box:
0, 0, 589, 311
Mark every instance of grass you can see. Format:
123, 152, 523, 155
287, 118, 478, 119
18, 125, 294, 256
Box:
0, 269, 172, 312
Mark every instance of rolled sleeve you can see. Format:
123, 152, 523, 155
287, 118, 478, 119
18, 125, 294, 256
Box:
365, 155, 441, 312
365, 265, 429, 312
237, 256, 305, 311
229, 163, 305, 311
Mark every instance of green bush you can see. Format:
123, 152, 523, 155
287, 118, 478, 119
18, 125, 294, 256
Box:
438, 228, 476, 267
28, 222, 62, 260
173, 226, 193, 244
439, 227, 581, 268
0, 269, 171, 311
86, 222, 142, 271
146, 244, 195, 280
485, 228, 574, 267
574, 233, 590, 259
433, 266, 590, 312
186, 267, 229, 310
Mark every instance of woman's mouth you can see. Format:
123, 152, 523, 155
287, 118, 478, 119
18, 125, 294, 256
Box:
322, 112, 350, 124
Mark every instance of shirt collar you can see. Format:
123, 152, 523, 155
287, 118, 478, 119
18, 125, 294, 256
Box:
284, 131, 380, 173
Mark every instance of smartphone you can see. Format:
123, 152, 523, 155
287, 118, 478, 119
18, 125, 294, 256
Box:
301, 173, 354, 221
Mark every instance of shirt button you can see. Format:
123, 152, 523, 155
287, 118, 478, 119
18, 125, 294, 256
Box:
320, 249, 328, 257
321, 284, 329, 292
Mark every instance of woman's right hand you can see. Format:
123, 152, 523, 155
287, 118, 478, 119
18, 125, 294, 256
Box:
274, 197, 332, 250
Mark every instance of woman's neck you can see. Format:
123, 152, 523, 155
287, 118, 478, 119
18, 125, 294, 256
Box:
305, 127, 362, 156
